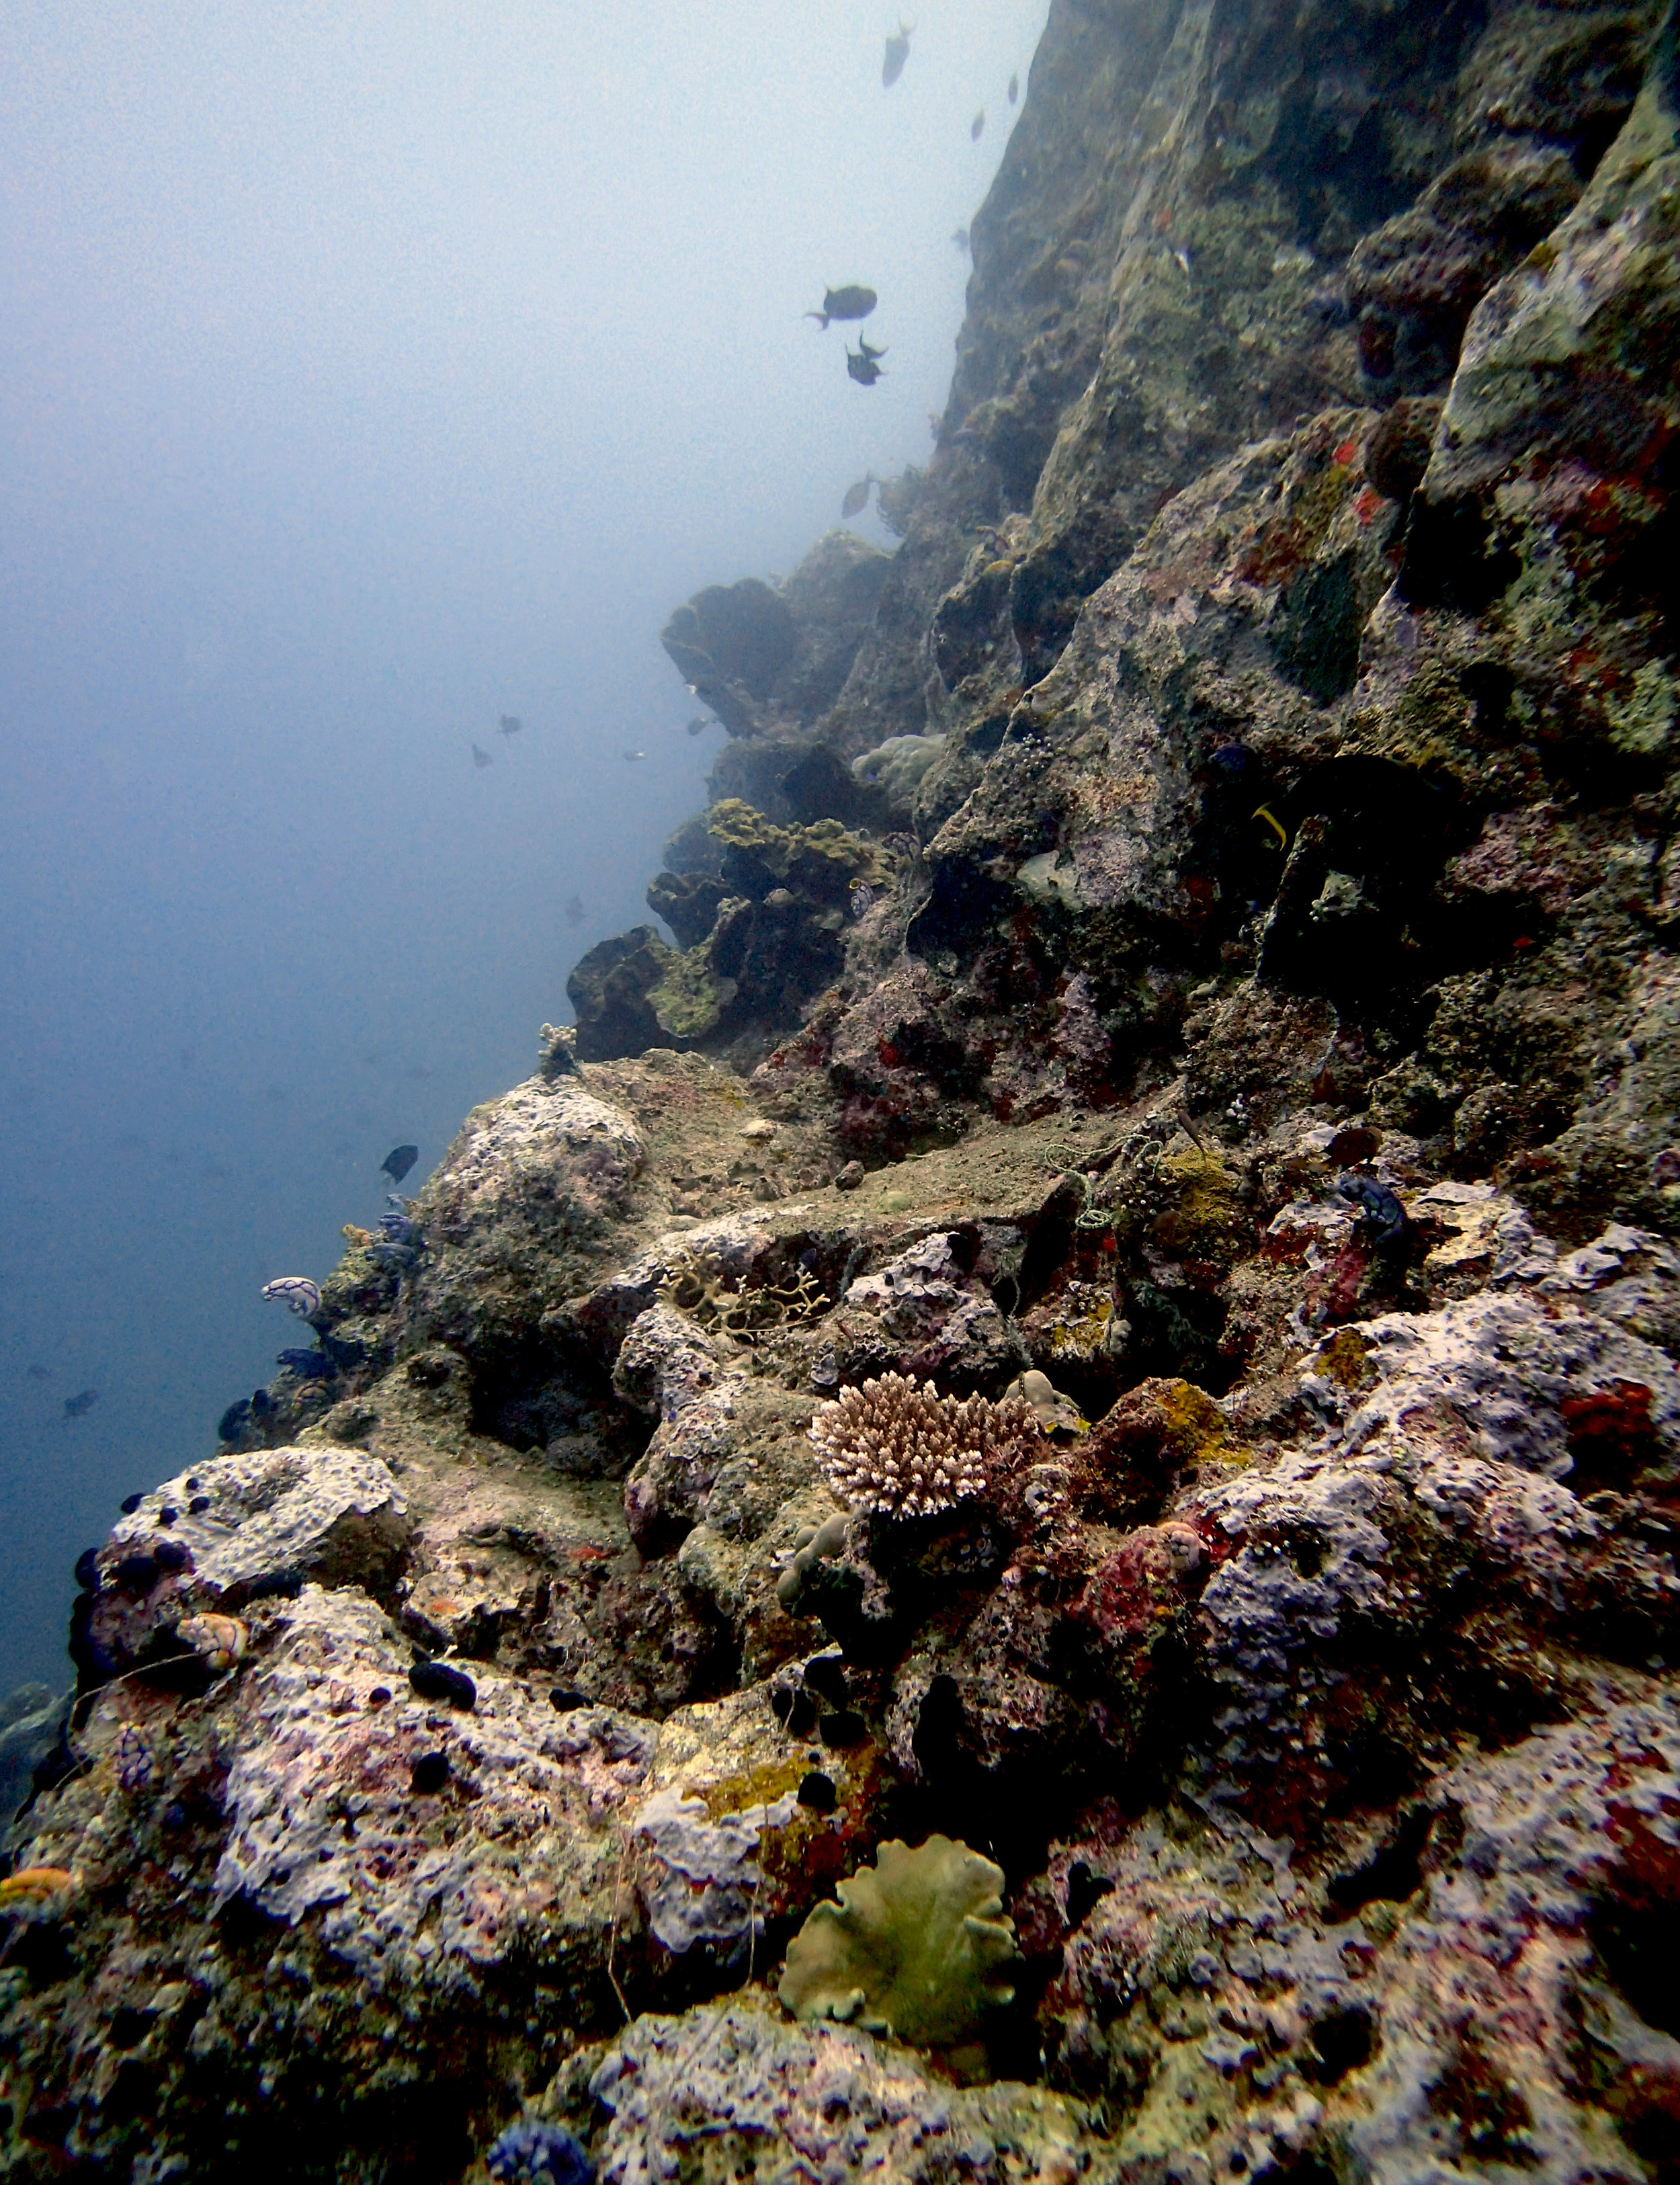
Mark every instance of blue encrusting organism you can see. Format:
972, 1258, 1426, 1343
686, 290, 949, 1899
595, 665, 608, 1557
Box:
1335, 1171, 1408, 1247
484, 2119, 591, 2185
368, 1196, 425, 1270
276, 1347, 337, 1380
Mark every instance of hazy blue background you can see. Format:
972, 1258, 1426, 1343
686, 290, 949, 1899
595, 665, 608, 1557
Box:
0, 2, 1048, 1688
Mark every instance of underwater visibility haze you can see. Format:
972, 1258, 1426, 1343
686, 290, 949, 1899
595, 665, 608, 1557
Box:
0, 1, 1044, 1686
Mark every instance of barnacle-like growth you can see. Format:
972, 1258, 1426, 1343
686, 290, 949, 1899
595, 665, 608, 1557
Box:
778, 1835, 1021, 2048
808, 1372, 1040, 1517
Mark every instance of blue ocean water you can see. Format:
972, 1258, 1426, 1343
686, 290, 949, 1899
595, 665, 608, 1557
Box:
0, 2, 1045, 1688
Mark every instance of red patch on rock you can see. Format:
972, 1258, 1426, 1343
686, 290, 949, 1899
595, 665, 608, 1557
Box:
1560, 1379, 1658, 1490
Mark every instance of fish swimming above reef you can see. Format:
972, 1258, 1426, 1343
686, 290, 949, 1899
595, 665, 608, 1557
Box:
261, 1276, 321, 1317
62, 1389, 98, 1420
380, 1143, 419, 1185
971, 108, 986, 139
847, 335, 887, 386
842, 475, 877, 518
685, 716, 710, 736
882, 20, 912, 87
805, 285, 876, 330
951, 226, 970, 253
1009, 73, 1019, 104
472, 743, 493, 769
564, 893, 585, 926
498, 714, 522, 738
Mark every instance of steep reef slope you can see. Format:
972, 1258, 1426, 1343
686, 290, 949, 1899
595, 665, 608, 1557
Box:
7, 3, 1680, 2182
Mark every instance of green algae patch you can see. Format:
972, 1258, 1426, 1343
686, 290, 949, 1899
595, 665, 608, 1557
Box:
1606, 660, 1678, 757
1316, 1327, 1377, 1392
648, 948, 737, 1042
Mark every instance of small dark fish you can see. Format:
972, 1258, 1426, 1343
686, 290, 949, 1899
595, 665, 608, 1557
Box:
26, 1364, 50, 1383
380, 1144, 419, 1185
498, 714, 522, 737
1008, 73, 1019, 104
849, 880, 876, 918
971, 108, 985, 140
277, 1348, 337, 1380
846, 335, 887, 386
882, 19, 912, 87
472, 743, 493, 769
841, 475, 876, 518
805, 284, 877, 329
1335, 1172, 1408, 1247
685, 716, 709, 736
564, 893, 585, 926
62, 1389, 99, 1420
951, 226, 969, 253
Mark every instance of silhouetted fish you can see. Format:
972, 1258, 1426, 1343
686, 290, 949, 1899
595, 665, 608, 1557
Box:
882, 19, 912, 86
26, 1364, 50, 1383
380, 1144, 419, 1185
842, 475, 876, 518
62, 1389, 98, 1420
1008, 73, 1019, 104
847, 335, 887, 386
805, 285, 877, 329
971, 108, 985, 139
951, 227, 969, 253
686, 716, 710, 736
564, 894, 585, 926
472, 743, 493, 769
499, 714, 523, 737
623, 749, 646, 761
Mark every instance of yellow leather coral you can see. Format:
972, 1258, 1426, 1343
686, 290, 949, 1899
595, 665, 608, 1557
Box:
778, 1834, 1021, 2049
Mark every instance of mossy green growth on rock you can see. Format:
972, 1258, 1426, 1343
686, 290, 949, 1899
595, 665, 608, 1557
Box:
707, 798, 888, 898
647, 946, 737, 1041
778, 1834, 1021, 2049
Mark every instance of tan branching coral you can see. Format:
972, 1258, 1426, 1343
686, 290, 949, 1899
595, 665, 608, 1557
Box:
808, 1372, 1040, 1517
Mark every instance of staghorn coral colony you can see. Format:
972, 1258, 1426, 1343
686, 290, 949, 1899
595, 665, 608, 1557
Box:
11, 3, 1680, 2181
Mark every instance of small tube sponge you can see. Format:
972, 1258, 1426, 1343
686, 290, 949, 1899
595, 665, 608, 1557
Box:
778, 1834, 1021, 2049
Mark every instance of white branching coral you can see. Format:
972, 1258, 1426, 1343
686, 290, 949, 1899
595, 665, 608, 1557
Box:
808, 1371, 1039, 1517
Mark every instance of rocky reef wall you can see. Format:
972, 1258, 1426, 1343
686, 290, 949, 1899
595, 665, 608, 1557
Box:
8, 3, 1680, 2181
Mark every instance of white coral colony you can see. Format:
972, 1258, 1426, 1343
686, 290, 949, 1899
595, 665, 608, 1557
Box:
808, 1370, 1038, 1517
